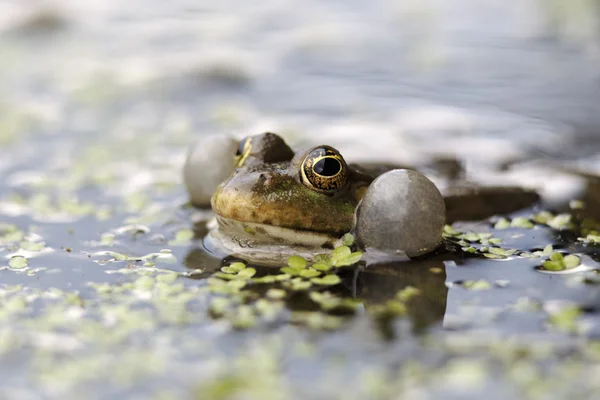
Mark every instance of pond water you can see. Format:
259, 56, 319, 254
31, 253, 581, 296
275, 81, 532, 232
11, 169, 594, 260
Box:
2, 1, 600, 399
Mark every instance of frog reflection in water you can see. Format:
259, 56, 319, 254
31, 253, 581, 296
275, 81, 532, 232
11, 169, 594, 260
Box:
204, 132, 538, 265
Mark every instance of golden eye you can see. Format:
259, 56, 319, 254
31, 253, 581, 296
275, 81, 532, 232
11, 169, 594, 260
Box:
235, 136, 252, 167
300, 146, 348, 193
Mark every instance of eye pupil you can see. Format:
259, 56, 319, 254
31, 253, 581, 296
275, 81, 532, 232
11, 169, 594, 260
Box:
314, 158, 341, 177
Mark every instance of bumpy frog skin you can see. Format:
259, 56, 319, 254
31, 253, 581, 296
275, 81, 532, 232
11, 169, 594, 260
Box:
205, 133, 374, 263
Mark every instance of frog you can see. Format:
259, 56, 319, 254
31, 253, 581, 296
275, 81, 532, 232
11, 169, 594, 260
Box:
199, 132, 539, 266
205, 132, 375, 264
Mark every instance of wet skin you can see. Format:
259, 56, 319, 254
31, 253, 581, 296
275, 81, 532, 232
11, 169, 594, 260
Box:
211, 132, 374, 235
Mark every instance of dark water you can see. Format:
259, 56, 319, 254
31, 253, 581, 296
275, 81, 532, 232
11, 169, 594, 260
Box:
2, 1, 600, 399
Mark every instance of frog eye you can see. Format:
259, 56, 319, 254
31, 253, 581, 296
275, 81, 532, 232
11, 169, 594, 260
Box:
235, 136, 252, 167
300, 146, 348, 193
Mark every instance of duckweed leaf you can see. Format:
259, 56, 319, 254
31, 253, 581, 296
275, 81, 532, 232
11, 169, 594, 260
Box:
237, 268, 256, 278
570, 200, 584, 209
342, 233, 355, 246
396, 286, 420, 301
168, 229, 194, 245
335, 251, 363, 267
156, 273, 178, 284
309, 292, 360, 312
100, 233, 115, 246
331, 246, 351, 265
511, 217, 534, 229
280, 267, 300, 276
494, 218, 510, 229
314, 254, 332, 266
209, 297, 231, 316
542, 261, 565, 271
461, 232, 481, 242
519, 251, 536, 258
311, 275, 341, 286
548, 305, 581, 333
547, 214, 573, 230
252, 275, 278, 284
220, 262, 246, 274
19, 241, 45, 252
230, 306, 256, 329
580, 233, 600, 244
9, 256, 28, 269
274, 274, 292, 281
207, 278, 237, 294
145, 250, 177, 264
134, 276, 154, 290
103, 251, 132, 261
227, 280, 247, 290
213, 272, 239, 280
370, 300, 408, 316
293, 312, 344, 330
228, 262, 246, 272
462, 280, 491, 290
563, 255, 581, 269
488, 247, 517, 256
299, 269, 321, 278
532, 211, 554, 224
287, 256, 307, 270
285, 279, 312, 291
483, 253, 505, 259
312, 262, 333, 272
4, 232, 25, 244
443, 225, 460, 237
531, 245, 553, 258
254, 299, 283, 320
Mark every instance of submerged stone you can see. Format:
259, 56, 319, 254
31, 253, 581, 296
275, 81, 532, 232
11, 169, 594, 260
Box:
355, 169, 445, 258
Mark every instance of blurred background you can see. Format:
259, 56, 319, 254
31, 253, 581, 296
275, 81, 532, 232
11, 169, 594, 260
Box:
3, 0, 600, 211
2, 0, 600, 159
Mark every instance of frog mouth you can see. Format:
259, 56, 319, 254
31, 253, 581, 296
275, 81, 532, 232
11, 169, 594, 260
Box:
203, 216, 342, 266
212, 216, 339, 247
